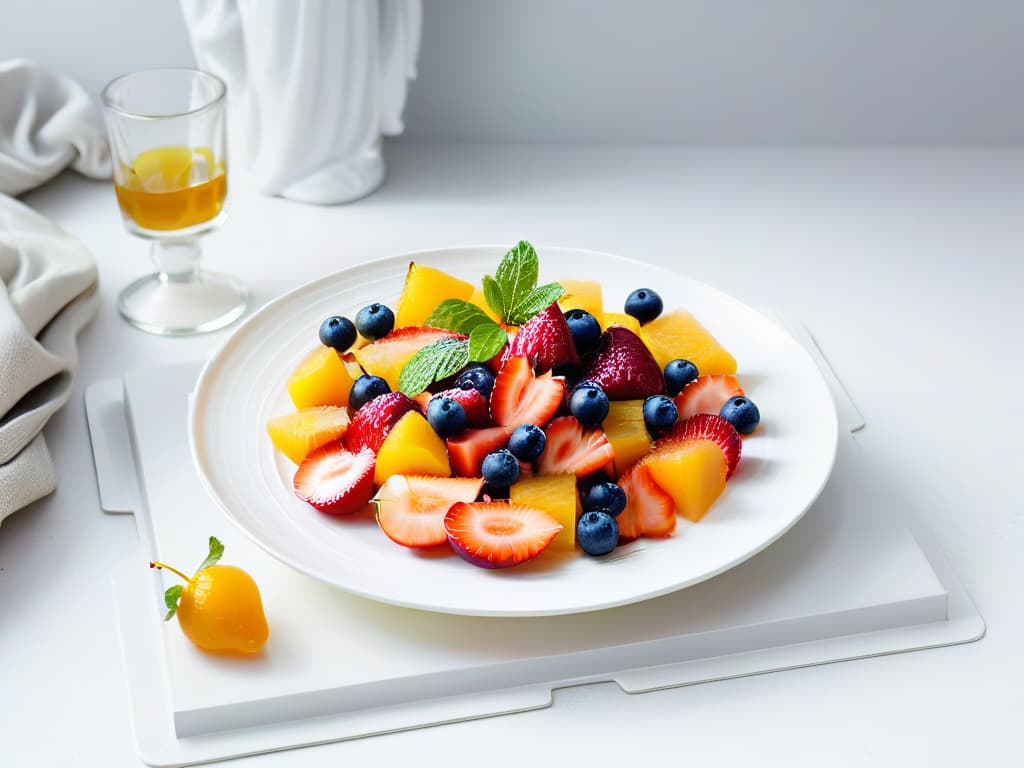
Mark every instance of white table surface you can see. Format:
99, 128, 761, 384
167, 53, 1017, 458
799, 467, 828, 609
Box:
2, 143, 1021, 766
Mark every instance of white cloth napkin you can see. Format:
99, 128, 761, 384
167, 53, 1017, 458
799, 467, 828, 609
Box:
1, 60, 105, 524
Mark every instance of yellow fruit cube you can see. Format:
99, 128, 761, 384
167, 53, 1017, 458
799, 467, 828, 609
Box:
468, 287, 502, 322
266, 406, 351, 465
643, 439, 727, 522
394, 262, 476, 328
558, 279, 603, 319
287, 346, 355, 409
510, 474, 578, 549
640, 309, 737, 376
602, 312, 642, 335
374, 411, 452, 484
602, 400, 653, 476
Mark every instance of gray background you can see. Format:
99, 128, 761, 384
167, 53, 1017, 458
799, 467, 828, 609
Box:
4, 0, 1023, 142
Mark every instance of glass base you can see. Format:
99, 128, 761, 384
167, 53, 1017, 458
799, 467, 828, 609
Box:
118, 271, 249, 336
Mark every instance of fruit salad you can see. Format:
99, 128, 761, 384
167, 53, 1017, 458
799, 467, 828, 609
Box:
266, 241, 761, 569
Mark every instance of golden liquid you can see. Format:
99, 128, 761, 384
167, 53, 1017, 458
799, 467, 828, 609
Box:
114, 146, 227, 231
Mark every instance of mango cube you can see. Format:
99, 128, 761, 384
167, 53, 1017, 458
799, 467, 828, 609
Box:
394, 262, 476, 328
640, 310, 737, 376
643, 438, 727, 522
602, 400, 653, 476
374, 411, 452, 484
288, 346, 355, 409
266, 406, 351, 465
510, 474, 578, 549
558, 279, 603, 320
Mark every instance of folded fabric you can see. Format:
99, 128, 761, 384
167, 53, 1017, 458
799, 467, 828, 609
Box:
0, 59, 111, 196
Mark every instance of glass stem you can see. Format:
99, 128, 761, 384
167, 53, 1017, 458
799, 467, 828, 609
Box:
151, 238, 201, 283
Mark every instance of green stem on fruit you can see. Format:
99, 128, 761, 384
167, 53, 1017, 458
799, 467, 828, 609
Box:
150, 560, 191, 583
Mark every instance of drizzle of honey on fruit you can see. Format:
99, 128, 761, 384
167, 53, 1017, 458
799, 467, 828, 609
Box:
115, 145, 226, 231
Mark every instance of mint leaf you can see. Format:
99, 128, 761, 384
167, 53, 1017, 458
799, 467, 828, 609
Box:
507, 282, 565, 325
197, 536, 224, 572
482, 275, 504, 319
426, 299, 494, 335
398, 337, 470, 396
164, 585, 184, 621
495, 240, 539, 315
468, 323, 508, 362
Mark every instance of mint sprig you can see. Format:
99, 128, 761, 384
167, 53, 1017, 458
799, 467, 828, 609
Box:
398, 337, 471, 396
484, 241, 564, 325
164, 585, 184, 621
426, 299, 495, 335
197, 536, 224, 572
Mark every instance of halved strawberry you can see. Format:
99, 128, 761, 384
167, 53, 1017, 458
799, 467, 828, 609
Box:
353, 326, 466, 391
537, 416, 615, 477
344, 392, 419, 453
444, 501, 563, 569
502, 302, 579, 373
580, 326, 663, 399
667, 413, 742, 478
432, 386, 492, 428
446, 426, 513, 477
490, 356, 565, 429
293, 443, 376, 515
673, 375, 744, 422
616, 463, 675, 542
373, 475, 485, 548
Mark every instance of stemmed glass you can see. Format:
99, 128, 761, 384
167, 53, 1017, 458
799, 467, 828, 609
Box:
102, 68, 248, 335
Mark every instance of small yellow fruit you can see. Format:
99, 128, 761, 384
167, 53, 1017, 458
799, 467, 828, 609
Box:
602, 400, 653, 476
640, 310, 737, 376
643, 438, 728, 522
287, 346, 355, 409
601, 312, 642, 335
558, 279, 603, 320
394, 262, 476, 328
510, 474, 578, 549
374, 411, 452, 484
266, 406, 350, 465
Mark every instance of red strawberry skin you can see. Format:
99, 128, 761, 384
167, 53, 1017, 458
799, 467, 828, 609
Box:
433, 386, 492, 428
293, 443, 376, 515
581, 326, 663, 399
502, 302, 579, 373
668, 413, 742, 478
444, 501, 562, 569
344, 392, 418, 453
490, 356, 565, 430
447, 426, 513, 477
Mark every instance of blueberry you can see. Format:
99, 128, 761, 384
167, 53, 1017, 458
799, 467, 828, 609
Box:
643, 394, 678, 435
720, 395, 760, 435
426, 396, 467, 438
355, 303, 395, 341
624, 288, 663, 324
582, 482, 627, 516
663, 358, 699, 397
563, 309, 602, 354
455, 365, 496, 397
481, 449, 520, 487
318, 315, 357, 351
569, 382, 610, 427
508, 424, 546, 462
349, 374, 389, 411
576, 510, 619, 556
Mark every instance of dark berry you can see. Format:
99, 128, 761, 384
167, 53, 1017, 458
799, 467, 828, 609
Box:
563, 309, 602, 354
624, 288, 663, 324
455, 365, 496, 397
576, 510, 619, 556
355, 303, 395, 340
720, 395, 760, 435
426, 396, 467, 438
569, 382, 610, 427
481, 449, 520, 487
663, 359, 699, 397
507, 424, 546, 462
643, 394, 678, 434
349, 374, 390, 411
318, 315, 357, 351
582, 482, 627, 516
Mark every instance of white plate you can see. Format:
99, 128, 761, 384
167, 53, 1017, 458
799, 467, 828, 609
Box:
189, 246, 838, 617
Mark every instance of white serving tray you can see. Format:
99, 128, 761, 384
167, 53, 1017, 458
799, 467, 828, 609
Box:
85, 342, 983, 768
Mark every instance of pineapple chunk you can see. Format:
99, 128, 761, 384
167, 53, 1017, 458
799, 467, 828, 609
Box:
394, 262, 476, 328
602, 400, 653, 476
640, 310, 737, 376
558, 279, 603, 319
375, 411, 451, 484
643, 439, 727, 522
601, 312, 642, 335
266, 406, 351, 464
510, 474, 578, 549
288, 346, 355, 409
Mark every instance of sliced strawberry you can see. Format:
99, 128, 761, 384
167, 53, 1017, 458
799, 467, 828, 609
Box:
490, 356, 565, 429
293, 443, 376, 515
580, 326, 663, 399
444, 501, 563, 569
446, 426, 512, 477
673, 375, 744, 422
537, 416, 615, 477
502, 302, 579, 373
373, 475, 485, 548
432, 386, 492, 428
617, 463, 675, 542
344, 392, 419, 453
667, 413, 742, 479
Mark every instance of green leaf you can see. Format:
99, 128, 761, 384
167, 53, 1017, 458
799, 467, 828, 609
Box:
495, 240, 539, 315
468, 323, 508, 362
398, 337, 470, 396
506, 282, 565, 325
426, 299, 495, 335
197, 536, 224, 572
481, 275, 504, 320
163, 585, 184, 621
